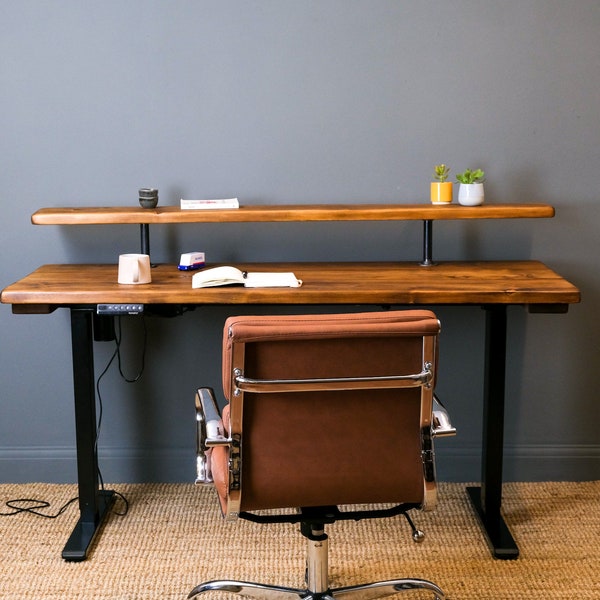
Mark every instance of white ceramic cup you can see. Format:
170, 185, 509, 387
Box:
118, 254, 152, 284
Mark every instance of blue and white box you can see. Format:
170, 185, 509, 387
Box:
178, 252, 206, 271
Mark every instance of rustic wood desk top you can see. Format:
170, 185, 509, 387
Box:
1, 261, 580, 313
31, 203, 555, 225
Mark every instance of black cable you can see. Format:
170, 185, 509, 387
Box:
95, 332, 120, 458
0, 496, 78, 518
0, 493, 128, 519
115, 314, 147, 382
97, 467, 129, 517
94, 314, 147, 516
1, 315, 147, 520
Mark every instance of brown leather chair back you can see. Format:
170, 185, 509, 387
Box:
213, 310, 440, 518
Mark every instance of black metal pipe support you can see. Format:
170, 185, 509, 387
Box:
421, 220, 434, 266
140, 223, 150, 256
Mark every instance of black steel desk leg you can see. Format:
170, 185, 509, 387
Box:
61, 308, 115, 561
467, 305, 519, 559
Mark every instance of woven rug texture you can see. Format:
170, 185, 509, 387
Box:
0, 482, 598, 600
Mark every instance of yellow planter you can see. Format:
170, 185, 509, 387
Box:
430, 182, 453, 204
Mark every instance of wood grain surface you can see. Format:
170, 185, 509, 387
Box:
1, 261, 580, 312
31, 204, 555, 225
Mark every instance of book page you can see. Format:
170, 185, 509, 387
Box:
192, 266, 244, 288
243, 272, 302, 288
192, 267, 302, 289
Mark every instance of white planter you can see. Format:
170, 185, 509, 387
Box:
458, 183, 484, 206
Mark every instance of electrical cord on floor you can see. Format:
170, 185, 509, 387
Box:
0, 491, 128, 519
1, 315, 147, 520
0, 496, 78, 518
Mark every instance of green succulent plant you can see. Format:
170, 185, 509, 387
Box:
456, 168, 485, 184
433, 164, 450, 183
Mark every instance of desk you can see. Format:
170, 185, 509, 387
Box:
1, 260, 580, 561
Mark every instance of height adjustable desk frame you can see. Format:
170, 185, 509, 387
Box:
1, 204, 579, 562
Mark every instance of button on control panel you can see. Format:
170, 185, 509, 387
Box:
97, 303, 144, 315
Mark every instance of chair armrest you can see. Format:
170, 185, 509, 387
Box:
195, 388, 226, 484
432, 395, 456, 438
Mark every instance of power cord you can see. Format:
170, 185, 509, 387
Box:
0, 490, 128, 519
1, 315, 146, 520
115, 313, 147, 383
95, 314, 148, 515
0, 497, 78, 518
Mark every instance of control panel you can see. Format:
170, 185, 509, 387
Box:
97, 303, 144, 315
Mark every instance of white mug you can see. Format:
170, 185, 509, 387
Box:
118, 254, 152, 284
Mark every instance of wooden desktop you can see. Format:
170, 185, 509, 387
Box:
4, 260, 578, 311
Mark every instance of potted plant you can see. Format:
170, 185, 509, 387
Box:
430, 164, 453, 204
456, 168, 485, 206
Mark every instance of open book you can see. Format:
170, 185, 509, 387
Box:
192, 266, 302, 289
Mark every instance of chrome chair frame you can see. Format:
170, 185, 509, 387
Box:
191, 311, 455, 600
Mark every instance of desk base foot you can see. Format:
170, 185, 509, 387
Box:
466, 486, 519, 560
61, 490, 115, 562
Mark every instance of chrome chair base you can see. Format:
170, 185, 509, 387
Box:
188, 578, 445, 600
189, 525, 445, 600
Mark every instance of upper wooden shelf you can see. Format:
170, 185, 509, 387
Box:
31, 203, 555, 225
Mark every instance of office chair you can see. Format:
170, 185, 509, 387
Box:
191, 310, 455, 600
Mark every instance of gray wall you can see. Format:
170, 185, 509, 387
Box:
1, 1, 598, 483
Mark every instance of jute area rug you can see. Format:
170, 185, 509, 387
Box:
0, 482, 598, 599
